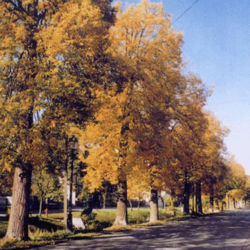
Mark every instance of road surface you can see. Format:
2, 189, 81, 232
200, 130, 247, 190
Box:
34, 208, 250, 249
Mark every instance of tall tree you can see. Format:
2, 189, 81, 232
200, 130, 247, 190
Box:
0, 0, 114, 240
0, 0, 53, 240
74, 0, 184, 226
108, 0, 183, 226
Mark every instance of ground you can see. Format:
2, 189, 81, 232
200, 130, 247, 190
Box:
32, 207, 250, 250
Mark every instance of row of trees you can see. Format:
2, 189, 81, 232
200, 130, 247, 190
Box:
0, 0, 248, 241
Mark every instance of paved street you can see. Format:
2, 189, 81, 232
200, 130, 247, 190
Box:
34, 208, 250, 250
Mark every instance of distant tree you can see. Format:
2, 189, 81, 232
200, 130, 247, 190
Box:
32, 167, 62, 215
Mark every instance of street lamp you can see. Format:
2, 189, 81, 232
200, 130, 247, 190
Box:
68, 136, 78, 230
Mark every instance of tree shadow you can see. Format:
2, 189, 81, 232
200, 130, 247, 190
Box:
29, 216, 64, 232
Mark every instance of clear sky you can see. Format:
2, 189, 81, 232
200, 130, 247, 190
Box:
122, 0, 250, 175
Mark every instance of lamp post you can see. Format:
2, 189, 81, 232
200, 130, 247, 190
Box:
68, 136, 78, 230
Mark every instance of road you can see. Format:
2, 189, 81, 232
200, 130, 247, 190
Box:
34, 208, 250, 250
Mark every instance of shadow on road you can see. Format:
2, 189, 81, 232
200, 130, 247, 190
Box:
36, 208, 250, 249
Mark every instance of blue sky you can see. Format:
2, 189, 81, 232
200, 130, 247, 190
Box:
122, 0, 250, 175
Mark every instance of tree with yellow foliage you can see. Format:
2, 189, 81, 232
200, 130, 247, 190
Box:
223, 156, 247, 209
0, 0, 114, 240
73, 0, 184, 226
110, 0, 185, 225
159, 72, 209, 215
199, 112, 228, 212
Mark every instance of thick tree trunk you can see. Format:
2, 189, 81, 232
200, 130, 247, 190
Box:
196, 181, 202, 214
5, 166, 32, 241
149, 189, 159, 222
113, 120, 129, 227
209, 184, 214, 212
183, 178, 190, 215
113, 177, 128, 226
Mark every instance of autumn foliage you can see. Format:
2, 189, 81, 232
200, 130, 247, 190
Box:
0, 0, 248, 241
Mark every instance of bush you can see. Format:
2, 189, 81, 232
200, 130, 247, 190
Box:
81, 212, 97, 229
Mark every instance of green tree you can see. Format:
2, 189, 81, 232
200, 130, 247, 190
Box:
32, 167, 62, 216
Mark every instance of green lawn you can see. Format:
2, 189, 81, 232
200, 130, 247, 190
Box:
49, 207, 182, 225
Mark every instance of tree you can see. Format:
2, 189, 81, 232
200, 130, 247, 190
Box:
200, 113, 228, 212
0, 0, 54, 239
108, 0, 185, 225
161, 73, 209, 215
74, 0, 184, 225
223, 157, 247, 209
32, 167, 62, 215
0, 0, 114, 240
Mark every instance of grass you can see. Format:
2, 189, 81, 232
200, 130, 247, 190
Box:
0, 207, 191, 249
0, 215, 102, 250
0, 216, 8, 239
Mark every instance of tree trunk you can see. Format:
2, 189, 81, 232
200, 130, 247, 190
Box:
39, 197, 43, 216
102, 186, 108, 209
220, 201, 224, 211
191, 183, 195, 214
137, 199, 140, 209
215, 199, 220, 211
129, 200, 133, 211
149, 189, 159, 222
227, 195, 230, 209
209, 184, 214, 212
102, 193, 107, 209
113, 121, 129, 227
113, 177, 128, 226
183, 178, 190, 215
196, 181, 202, 214
5, 166, 32, 241
221, 201, 224, 211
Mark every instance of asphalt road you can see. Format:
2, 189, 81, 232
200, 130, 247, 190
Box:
34, 208, 250, 250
